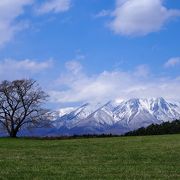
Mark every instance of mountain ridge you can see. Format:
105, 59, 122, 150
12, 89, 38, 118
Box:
51, 97, 180, 135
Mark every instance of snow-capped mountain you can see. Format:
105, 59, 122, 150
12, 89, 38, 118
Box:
52, 97, 180, 135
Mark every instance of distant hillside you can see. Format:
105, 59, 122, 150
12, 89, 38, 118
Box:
125, 120, 180, 136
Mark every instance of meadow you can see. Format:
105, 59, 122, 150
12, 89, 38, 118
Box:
0, 135, 180, 179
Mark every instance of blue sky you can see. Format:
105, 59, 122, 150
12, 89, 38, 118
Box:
0, 0, 180, 108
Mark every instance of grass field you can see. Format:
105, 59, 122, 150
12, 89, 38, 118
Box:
0, 135, 180, 180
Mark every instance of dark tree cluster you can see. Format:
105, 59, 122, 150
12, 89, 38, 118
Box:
0, 79, 50, 137
125, 120, 180, 136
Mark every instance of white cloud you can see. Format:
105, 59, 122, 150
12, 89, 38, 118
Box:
134, 64, 150, 77
0, 59, 53, 80
0, 0, 33, 47
65, 60, 83, 75
50, 61, 180, 104
109, 0, 180, 36
35, 0, 71, 15
94, 10, 111, 18
164, 57, 180, 68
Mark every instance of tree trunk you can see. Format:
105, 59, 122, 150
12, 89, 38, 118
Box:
9, 131, 18, 138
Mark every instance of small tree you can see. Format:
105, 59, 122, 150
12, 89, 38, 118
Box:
0, 79, 49, 137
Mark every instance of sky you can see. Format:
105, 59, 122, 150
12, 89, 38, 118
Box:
0, 0, 180, 108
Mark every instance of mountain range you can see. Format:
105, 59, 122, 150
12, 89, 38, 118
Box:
46, 97, 180, 136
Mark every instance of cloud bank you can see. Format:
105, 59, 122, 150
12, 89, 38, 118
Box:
50, 61, 180, 104
0, 59, 179, 104
109, 0, 180, 36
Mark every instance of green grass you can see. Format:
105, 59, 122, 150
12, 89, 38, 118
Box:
0, 135, 180, 180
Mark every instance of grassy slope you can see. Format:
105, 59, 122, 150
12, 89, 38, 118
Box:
0, 135, 180, 180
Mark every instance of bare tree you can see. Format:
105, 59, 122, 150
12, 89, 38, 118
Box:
0, 79, 50, 137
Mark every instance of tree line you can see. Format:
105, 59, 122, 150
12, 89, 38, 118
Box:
124, 120, 180, 136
